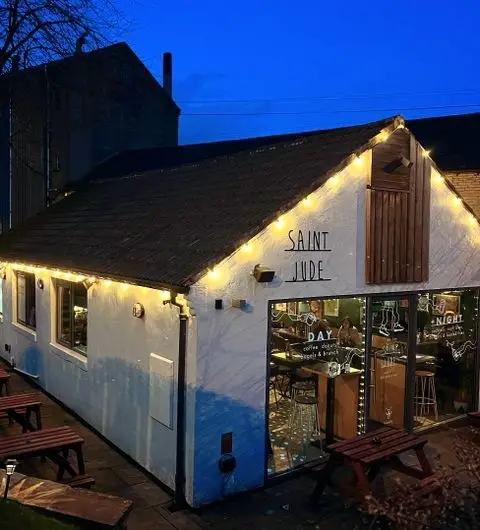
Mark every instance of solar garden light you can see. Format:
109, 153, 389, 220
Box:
3, 459, 18, 500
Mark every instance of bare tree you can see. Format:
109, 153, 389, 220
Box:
0, 0, 124, 74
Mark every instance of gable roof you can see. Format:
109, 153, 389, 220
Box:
85, 112, 480, 183
0, 116, 400, 290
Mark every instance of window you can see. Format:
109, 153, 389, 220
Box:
56, 281, 88, 355
16, 272, 36, 329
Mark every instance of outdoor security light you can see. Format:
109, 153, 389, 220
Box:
253, 264, 275, 283
3, 459, 18, 500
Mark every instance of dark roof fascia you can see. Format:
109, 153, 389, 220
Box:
186, 116, 404, 286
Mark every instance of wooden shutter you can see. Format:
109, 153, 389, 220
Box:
366, 129, 431, 284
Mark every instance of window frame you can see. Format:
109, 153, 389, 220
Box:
55, 279, 88, 356
16, 271, 36, 330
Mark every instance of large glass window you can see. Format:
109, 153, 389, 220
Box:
369, 296, 409, 430
0, 277, 3, 318
57, 281, 88, 355
414, 290, 478, 427
16, 272, 36, 329
268, 297, 366, 475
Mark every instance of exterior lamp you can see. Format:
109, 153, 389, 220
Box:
3, 459, 18, 500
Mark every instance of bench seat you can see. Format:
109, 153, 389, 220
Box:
59, 474, 96, 489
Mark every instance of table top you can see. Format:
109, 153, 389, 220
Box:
0, 469, 133, 527
0, 393, 42, 412
328, 426, 427, 465
0, 426, 83, 458
271, 352, 306, 365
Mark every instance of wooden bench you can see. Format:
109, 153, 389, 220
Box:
0, 393, 42, 431
0, 369, 10, 396
59, 474, 96, 489
0, 426, 86, 481
0, 469, 132, 529
312, 426, 434, 502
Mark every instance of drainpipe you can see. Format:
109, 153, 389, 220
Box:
166, 293, 189, 509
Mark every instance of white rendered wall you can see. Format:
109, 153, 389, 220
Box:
187, 152, 480, 506
0, 271, 182, 490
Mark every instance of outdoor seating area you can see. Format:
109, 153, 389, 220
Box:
0, 362, 198, 530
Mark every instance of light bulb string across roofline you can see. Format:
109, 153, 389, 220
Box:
205, 122, 480, 285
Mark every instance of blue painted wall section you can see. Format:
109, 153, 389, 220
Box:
0, 102, 10, 232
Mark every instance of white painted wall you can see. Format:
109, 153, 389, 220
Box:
0, 271, 182, 490
187, 151, 480, 506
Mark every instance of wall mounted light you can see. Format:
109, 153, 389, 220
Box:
253, 264, 275, 283
132, 303, 145, 318
37, 279, 44, 290
383, 156, 413, 173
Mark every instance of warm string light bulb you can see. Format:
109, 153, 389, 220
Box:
242, 243, 253, 254
330, 174, 339, 185
275, 216, 285, 229
103, 280, 112, 287
208, 269, 219, 280
302, 195, 313, 208
423, 149, 431, 158
433, 173, 444, 185
453, 196, 462, 206
354, 155, 363, 166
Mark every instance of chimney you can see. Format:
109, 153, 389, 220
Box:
75, 32, 88, 55
163, 52, 172, 97
11, 55, 20, 72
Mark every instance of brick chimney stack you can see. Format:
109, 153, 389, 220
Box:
163, 52, 172, 97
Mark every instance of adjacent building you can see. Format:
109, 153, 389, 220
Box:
0, 42, 180, 232
0, 114, 480, 509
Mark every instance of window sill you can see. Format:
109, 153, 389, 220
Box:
12, 322, 37, 342
49, 343, 88, 372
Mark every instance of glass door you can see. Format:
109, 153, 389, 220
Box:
368, 296, 410, 430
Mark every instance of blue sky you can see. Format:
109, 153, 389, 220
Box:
118, 0, 480, 144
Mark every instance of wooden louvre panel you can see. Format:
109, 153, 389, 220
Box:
366, 130, 431, 284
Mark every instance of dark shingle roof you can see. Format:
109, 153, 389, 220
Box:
407, 113, 480, 171
0, 116, 399, 290
85, 112, 480, 184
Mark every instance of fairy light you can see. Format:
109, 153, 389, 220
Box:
208, 269, 219, 280
275, 216, 285, 229
423, 149, 431, 158
302, 195, 313, 208
469, 215, 477, 226
242, 243, 253, 254
433, 173, 444, 185
453, 196, 462, 206
357, 298, 367, 436
121, 283, 129, 291
354, 155, 363, 166
160, 290, 171, 301
330, 174, 339, 185
103, 280, 112, 287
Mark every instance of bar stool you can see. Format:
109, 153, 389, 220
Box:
414, 371, 438, 422
269, 364, 281, 409
289, 394, 321, 451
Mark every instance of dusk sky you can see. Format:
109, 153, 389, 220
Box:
118, 1, 480, 145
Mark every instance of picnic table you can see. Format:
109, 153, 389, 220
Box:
0, 369, 10, 396
311, 426, 434, 502
0, 393, 42, 432
0, 469, 131, 529
0, 426, 87, 482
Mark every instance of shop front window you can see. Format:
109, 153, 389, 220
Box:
268, 296, 366, 475
415, 290, 478, 427
369, 297, 409, 429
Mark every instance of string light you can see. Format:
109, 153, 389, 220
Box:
433, 173, 444, 185
330, 174, 339, 185
275, 216, 285, 229
103, 280, 112, 287
302, 195, 313, 208
354, 155, 363, 166
423, 149, 431, 158
242, 243, 253, 254
208, 269, 219, 280
121, 283, 129, 291
453, 196, 462, 206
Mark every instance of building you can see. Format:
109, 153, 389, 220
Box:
0, 114, 480, 508
0, 42, 180, 232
